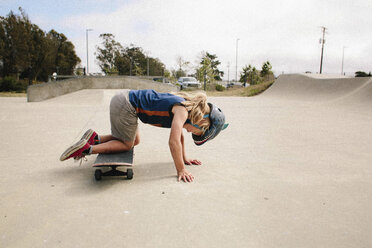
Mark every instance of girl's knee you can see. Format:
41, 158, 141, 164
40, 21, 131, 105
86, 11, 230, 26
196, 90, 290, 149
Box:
133, 132, 140, 146
134, 135, 140, 146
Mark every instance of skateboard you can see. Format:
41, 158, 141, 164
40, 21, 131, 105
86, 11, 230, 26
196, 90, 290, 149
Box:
93, 149, 134, 181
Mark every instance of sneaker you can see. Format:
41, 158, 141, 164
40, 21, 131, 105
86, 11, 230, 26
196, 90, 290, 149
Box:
60, 139, 91, 161
81, 129, 99, 145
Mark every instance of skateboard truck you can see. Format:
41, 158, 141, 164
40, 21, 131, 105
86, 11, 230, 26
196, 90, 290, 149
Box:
94, 166, 133, 181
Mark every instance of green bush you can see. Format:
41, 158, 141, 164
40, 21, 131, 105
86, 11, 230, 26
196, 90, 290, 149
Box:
0, 77, 28, 92
0, 77, 16, 91
15, 80, 28, 92
215, 84, 225, 91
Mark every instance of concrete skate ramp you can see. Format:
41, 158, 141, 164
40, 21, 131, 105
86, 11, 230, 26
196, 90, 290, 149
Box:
27, 76, 177, 102
263, 74, 372, 106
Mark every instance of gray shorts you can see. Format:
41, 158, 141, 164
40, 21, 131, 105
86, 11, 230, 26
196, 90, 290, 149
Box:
110, 90, 138, 142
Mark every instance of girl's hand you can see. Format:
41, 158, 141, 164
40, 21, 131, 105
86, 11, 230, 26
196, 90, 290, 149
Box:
184, 158, 202, 166
177, 169, 194, 182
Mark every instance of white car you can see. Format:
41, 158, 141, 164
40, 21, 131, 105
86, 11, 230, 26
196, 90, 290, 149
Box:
178, 77, 201, 90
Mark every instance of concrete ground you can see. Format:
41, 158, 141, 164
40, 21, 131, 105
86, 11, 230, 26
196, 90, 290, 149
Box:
1, 75, 372, 247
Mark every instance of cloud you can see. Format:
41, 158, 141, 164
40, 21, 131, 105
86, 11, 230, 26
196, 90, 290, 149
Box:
61, 0, 372, 76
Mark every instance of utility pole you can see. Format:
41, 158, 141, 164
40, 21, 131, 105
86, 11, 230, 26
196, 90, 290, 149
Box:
235, 38, 240, 82
319, 26, 327, 74
227, 62, 230, 83
147, 57, 150, 77
145, 51, 150, 77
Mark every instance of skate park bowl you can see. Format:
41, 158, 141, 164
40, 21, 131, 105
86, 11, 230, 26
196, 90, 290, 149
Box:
262, 73, 372, 106
1, 73, 372, 247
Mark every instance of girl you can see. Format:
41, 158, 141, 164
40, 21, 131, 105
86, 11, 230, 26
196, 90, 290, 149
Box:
60, 89, 228, 182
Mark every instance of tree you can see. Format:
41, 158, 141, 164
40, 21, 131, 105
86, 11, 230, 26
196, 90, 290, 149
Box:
115, 54, 131, 75
239, 64, 261, 85
355, 71, 371, 77
121, 45, 165, 76
95, 33, 123, 75
35, 29, 80, 81
250, 66, 262, 85
205, 52, 224, 81
260, 61, 273, 79
240, 65, 251, 86
96, 35, 166, 76
195, 52, 224, 83
0, 8, 80, 82
171, 68, 186, 80
195, 53, 214, 84
58, 40, 80, 75
0, 8, 31, 79
46, 30, 80, 75
27, 25, 47, 80
173, 56, 189, 78
126, 44, 146, 76
148, 57, 165, 76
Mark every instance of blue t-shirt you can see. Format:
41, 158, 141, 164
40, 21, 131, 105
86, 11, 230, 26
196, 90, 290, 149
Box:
129, 89, 185, 128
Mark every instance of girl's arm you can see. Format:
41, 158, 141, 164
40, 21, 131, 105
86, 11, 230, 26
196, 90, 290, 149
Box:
169, 106, 194, 182
181, 132, 202, 165
181, 132, 186, 161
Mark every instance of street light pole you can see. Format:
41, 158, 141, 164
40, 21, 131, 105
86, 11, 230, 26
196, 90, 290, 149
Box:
235, 38, 240, 82
86, 29, 93, 75
319, 26, 327, 74
341, 46, 347, 76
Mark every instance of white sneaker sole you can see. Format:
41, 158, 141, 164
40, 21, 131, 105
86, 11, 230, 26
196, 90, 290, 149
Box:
60, 139, 87, 161
81, 129, 95, 141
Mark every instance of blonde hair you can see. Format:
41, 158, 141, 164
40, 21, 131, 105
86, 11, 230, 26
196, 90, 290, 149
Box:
173, 91, 211, 133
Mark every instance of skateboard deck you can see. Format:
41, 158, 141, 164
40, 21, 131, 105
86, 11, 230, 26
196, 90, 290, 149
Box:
93, 149, 134, 181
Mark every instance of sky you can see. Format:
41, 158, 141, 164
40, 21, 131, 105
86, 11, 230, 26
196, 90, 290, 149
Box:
1, 0, 371, 78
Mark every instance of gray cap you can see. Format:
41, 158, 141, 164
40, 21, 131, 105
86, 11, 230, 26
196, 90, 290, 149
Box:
192, 103, 228, 145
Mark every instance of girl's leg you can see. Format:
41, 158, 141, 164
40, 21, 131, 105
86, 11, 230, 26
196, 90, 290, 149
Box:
92, 130, 140, 154
91, 140, 132, 154
99, 134, 119, 143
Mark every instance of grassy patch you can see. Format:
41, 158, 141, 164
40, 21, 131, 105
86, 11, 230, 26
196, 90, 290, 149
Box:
206, 80, 274, 97
0, 91, 27, 97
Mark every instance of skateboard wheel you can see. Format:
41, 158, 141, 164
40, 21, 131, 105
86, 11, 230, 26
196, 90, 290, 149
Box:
95, 169, 102, 181
127, 169, 133, 180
